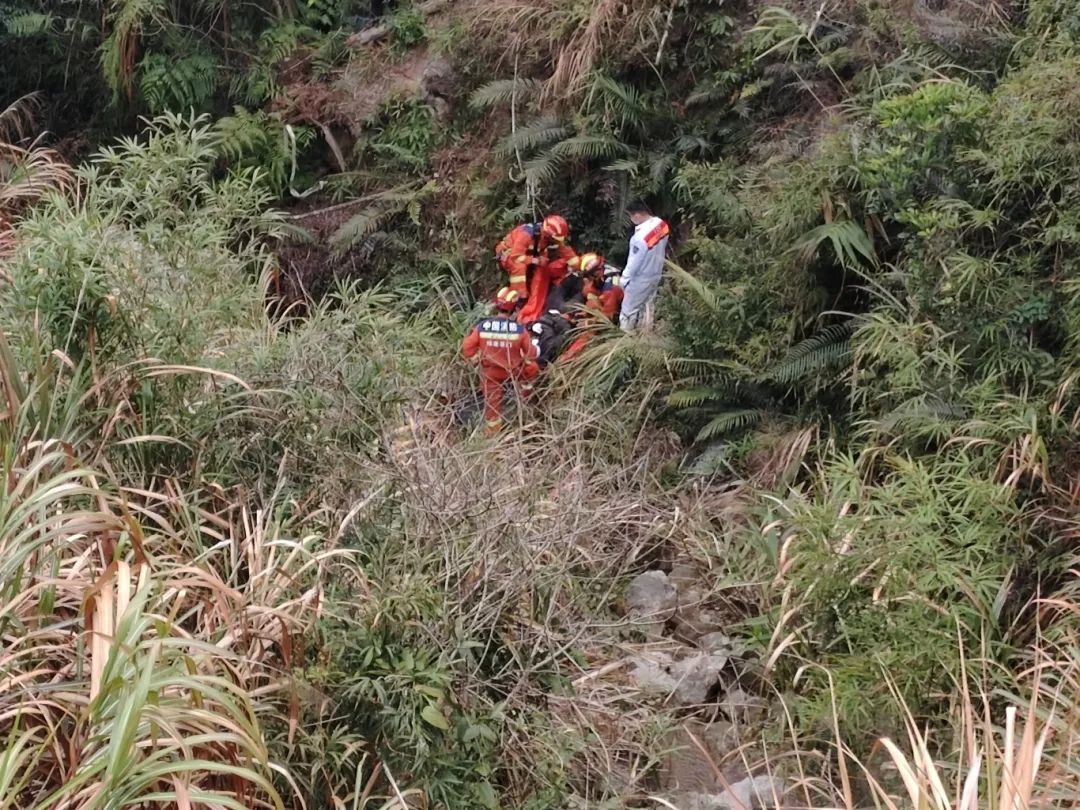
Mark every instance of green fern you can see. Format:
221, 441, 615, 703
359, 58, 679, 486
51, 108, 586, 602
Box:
329, 182, 436, 255
232, 22, 317, 106
469, 78, 543, 110
550, 135, 629, 161
878, 396, 968, 432
139, 52, 217, 114
213, 108, 314, 195
100, 0, 167, 102
750, 6, 817, 62
695, 408, 764, 442
604, 158, 641, 175
496, 117, 570, 158
588, 74, 649, 134
4, 12, 58, 36
669, 263, 724, 314
765, 322, 854, 385
522, 153, 564, 187
666, 381, 741, 408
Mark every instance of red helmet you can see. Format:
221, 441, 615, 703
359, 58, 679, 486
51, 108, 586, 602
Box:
494, 286, 522, 312
541, 215, 570, 244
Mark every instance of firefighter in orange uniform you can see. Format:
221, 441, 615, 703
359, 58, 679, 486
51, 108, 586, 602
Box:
462, 287, 541, 435
559, 254, 625, 363
495, 215, 577, 324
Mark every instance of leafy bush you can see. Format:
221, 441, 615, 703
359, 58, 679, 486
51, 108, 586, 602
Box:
760, 449, 1027, 740
5, 113, 277, 364
388, 6, 428, 55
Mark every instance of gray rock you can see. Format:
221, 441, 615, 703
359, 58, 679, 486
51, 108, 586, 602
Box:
674, 776, 788, 810
720, 775, 789, 809
698, 632, 737, 653
721, 687, 768, 726
628, 652, 677, 697
659, 720, 742, 793
420, 56, 457, 100
629, 650, 727, 706
668, 562, 700, 589
675, 586, 725, 642
625, 570, 677, 635
670, 652, 728, 706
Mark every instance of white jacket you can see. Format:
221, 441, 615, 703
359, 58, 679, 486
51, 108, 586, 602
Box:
620, 216, 670, 292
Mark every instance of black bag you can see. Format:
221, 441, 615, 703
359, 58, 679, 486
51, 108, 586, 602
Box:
531, 311, 571, 366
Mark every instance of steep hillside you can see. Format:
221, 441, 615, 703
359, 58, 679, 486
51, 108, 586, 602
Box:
0, 0, 1079, 808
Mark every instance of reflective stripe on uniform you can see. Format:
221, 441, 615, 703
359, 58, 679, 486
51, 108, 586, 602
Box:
509, 274, 527, 284
644, 220, 670, 249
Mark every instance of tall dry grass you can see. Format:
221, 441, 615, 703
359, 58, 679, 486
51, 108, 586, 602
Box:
458, 0, 672, 99
0, 353, 362, 808
0, 94, 70, 262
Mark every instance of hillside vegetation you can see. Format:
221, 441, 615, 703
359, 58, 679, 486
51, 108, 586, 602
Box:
1, 0, 1079, 807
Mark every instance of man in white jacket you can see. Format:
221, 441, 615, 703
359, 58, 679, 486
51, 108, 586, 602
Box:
619, 200, 670, 332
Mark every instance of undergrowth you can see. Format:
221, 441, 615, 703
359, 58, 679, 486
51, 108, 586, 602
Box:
1, 0, 1079, 808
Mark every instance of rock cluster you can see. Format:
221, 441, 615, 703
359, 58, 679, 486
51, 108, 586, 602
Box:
620, 569, 786, 809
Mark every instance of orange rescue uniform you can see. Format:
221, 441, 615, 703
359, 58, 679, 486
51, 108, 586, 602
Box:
559, 278, 625, 362
518, 243, 577, 325
462, 316, 540, 434
496, 224, 542, 297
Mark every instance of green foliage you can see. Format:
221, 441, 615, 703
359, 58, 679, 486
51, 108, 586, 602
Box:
3, 11, 58, 36
100, 0, 167, 103
766, 322, 854, 386
235, 21, 320, 107
3, 3, 1080, 808
138, 50, 217, 114
388, 6, 428, 55
761, 449, 1026, 740
362, 98, 438, 175
791, 220, 877, 272
215, 107, 316, 196
853, 80, 989, 217
6, 112, 278, 365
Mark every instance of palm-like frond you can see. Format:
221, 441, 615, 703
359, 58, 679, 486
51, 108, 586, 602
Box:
792, 219, 877, 271
765, 322, 854, 385
328, 182, 434, 254
751, 6, 810, 62
587, 73, 650, 134
668, 263, 723, 314
648, 151, 677, 184
550, 134, 630, 161
673, 134, 713, 157
469, 77, 542, 110
604, 157, 641, 175
695, 408, 764, 442
495, 117, 570, 158
878, 395, 969, 432
666, 385, 730, 408
523, 152, 564, 187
